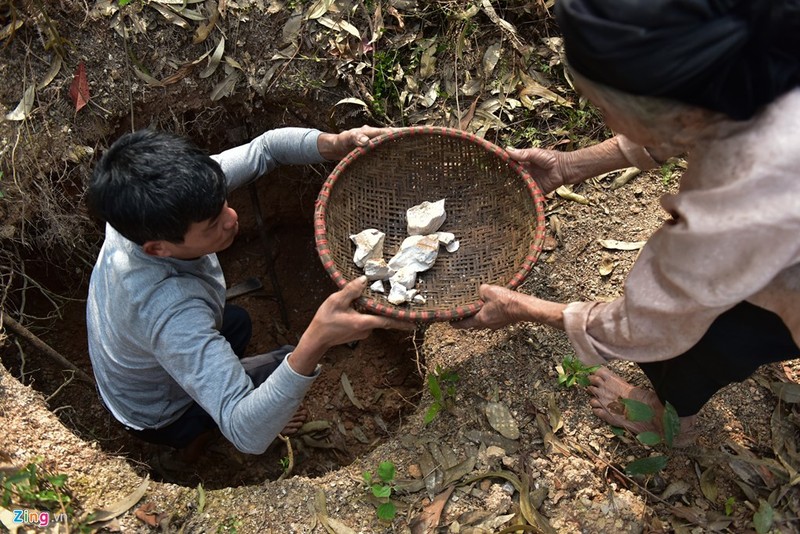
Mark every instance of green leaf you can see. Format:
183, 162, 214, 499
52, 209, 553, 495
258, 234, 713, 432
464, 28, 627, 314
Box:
377, 461, 395, 483
575, 375, 591, 387
423, 403, 441, 425
376, 501, 396, 521
636, 431, 662, 446
371, 484, 391, 499
610, 426, 625, 437
662, 402, 680, 448
118, 0, 133, 5
624, 455, 667, 476
428, 374, 442, 402
724, 496, 735, 516
48, 474, 68, 487
362, 471, 372, 484
753, 499, 774, 534
619, 398, 655, 422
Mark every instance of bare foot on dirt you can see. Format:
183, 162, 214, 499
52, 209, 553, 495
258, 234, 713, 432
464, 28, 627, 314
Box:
587, 367, 698, 447
280, 405, 309, 436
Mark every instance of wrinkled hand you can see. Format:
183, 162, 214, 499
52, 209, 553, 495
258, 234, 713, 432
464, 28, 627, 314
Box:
289, 277, 415, 375
318, 125, 394, 161
506, 146, 566, 194
451, 284, 522, 330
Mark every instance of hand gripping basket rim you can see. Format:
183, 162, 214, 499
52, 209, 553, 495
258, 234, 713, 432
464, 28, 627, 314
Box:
314, 125, 547, 322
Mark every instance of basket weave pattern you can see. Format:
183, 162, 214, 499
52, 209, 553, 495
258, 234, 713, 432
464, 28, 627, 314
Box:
315, 126, 546, 322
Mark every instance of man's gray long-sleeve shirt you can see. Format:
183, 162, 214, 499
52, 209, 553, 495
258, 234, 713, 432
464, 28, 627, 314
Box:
87, 128, 325, 454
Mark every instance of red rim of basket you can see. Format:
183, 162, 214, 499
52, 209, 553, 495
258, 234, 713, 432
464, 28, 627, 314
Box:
314, 126, 547, 322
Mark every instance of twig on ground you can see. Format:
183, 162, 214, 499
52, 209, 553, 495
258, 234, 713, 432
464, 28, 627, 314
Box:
276, 434, 294, 481
13, 338, 28, 384
45, 371, 76, 403
1, 313, 95, 385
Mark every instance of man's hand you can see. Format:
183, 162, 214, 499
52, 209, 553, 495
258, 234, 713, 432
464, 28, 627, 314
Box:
287, 276, 415, 375
452, 284, 567, 331
317, 125, 394, 161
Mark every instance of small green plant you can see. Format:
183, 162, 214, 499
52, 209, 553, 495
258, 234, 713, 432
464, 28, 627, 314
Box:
660, 162, 676, 186
217, 515, 242, 533
724, 496, 736, 516
0, 459, 74, 520
617, 399, 680, 476
423, 366, 459, 425
557, 355, 599, 388
363, 461, 397, 521
0, 458, 77, 530
278, 456, 290, 472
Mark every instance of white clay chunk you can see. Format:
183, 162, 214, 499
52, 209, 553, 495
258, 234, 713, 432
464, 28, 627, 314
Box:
407, 199, 446, 235
350, 229, 385, 268
388, 234, 439, 273
363, 258, 395, 281
370, 280, 386, 293
350, 200, 459, 306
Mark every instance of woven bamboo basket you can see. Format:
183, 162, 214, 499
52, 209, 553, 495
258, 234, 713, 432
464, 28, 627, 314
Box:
315, 126, 547, 322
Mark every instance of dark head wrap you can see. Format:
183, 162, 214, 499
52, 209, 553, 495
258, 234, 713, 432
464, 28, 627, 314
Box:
554, 0, 800, 120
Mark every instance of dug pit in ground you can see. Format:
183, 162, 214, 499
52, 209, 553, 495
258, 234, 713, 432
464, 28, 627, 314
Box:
0, 122, 424, 489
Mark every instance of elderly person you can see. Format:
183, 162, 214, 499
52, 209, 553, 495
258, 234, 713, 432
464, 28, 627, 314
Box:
455, 0, 800, 444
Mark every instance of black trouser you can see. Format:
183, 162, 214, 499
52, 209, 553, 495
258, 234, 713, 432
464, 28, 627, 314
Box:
638, 301, 800, 417
128, 304, 292, 449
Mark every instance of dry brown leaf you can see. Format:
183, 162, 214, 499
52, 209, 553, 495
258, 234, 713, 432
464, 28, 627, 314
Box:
305, 0, 334, 20
68, 61, 90, 112
0, 19, 24, 41
699, 465, 719, 502
80, 476, 150, 525
459, 97, 479, 130
480, 0, 528, 54
151, 2, 189, 28
200, 37, 225, 79
37, 55, 62, 90
340, 372, 364, 409
548, 393, 563, 433
134, 503, 169, 528
386, 5, 405, 28
598, 239, 646, 251
209, 70, 240, 101
555, 185, 588, 204
370, 3, 384, 44
519, 72, 572, 108
409, 485, 454, 534
193, 0, 219, 44
482, 42, 501, 78
4, 84, 35, 121
598, 256, 615, 276
610, 167, 641, 190
485, 401, 520, 440
318, 16, 360, 38
282, 10, 303, 44
419, 43, 437, 79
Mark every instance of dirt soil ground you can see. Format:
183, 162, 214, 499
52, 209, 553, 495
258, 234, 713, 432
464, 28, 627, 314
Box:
2, 1, 800, 533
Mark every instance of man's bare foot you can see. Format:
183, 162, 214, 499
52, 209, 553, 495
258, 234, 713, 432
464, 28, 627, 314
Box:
280, 405, 309, 436
587, 367, 698, 447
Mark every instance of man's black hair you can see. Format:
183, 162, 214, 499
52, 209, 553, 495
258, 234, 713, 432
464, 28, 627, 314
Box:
87, 129, 228, 245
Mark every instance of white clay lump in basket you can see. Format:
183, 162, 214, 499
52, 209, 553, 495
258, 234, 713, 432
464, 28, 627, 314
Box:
350, 199, 459, 305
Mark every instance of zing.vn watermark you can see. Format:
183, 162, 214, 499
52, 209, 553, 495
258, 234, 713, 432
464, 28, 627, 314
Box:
12, 509, 66, 527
